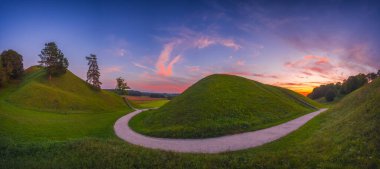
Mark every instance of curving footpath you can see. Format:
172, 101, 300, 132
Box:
114, 108, 328, 154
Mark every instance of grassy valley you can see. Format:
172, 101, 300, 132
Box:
1, 73, 379, 168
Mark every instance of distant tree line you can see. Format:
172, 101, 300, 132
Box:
308, 70, 380, 102
128, 90, 179, 100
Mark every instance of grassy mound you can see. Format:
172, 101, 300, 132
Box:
130, 74, 322, 138
5, 66, 128, 113
0, 66, 132, 142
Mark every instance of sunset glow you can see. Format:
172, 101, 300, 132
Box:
1, 0, 379, 95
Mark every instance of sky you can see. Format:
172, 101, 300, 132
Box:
1, 0, 379, 95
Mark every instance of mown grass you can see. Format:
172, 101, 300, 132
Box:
1, 78, 379, 168
130, 74, 323, 138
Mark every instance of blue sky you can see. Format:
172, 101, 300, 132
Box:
1, 0, 379, 94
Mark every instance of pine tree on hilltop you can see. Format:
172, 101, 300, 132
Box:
86, 54, 102, 90
38, 42, 69, 80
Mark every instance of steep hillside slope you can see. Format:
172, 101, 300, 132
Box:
5, 66, 128, 113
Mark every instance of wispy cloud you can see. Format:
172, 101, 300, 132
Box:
224, 71, 278, 79
236, 60, 245, 66
186, 65, 200, 72
155, 43, 182, 77
194, 36, 241, 50
103, 66, 123, 74
194, 37, 216, 48
130, 72, 194, 93
285, 55, 336, 77
219, 39, 241, 50
114, 48, 127, 57
133, 62, 155, 72
161, 26, 242, 51
282, 55, 350, 88
104, 36, 129, 57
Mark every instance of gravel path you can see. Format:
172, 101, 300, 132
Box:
114, 108, 328, 153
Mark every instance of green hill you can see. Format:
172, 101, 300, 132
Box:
130, 74, 322, 138
0, 66, 132, 141
5, 66, 127, 114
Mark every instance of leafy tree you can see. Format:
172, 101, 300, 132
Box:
377, 70, 380, 76
115, 77, 129, 95
366, 72, 378, 82
85, 54, 102, 90
0, 58, 5, 87
38, 42, 69, 80
308, 83, 336, 100
341, 74, 368, 94
325, 89, 336, 102
0, 49, 24, 80
309, 73, 371, 102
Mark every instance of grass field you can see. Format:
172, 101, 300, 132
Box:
129, 74, 323, 138
126, 96, 169, 109
1, 76, 379, 168
0, 69, 379, 168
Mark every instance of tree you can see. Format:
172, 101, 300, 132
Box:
325, 89, 336, 102
308, 83, 336, 100
85, 54, 102, 90
0, 58, 5, 87
341, 74, 368, 94
366, 72, 378, 82
115, 77, 129, 95
377, 70, 380, 76
38, 42, 69, 80
0, 49, 24, 80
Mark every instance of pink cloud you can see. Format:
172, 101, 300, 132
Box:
219, 39, 241, 50
236, 60, 245, 66
223, 71, 278, 79
155, 43, 182, 77
335, 44, 378, 73
129, 72, 194, 93
194, 37, 241, 50
194, 37, 216, 48
285, 55, 335, 76
186, 65, 200, 72
133, 62, 155, 72
103, 66, 123, 74
166, 27, 242, 51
